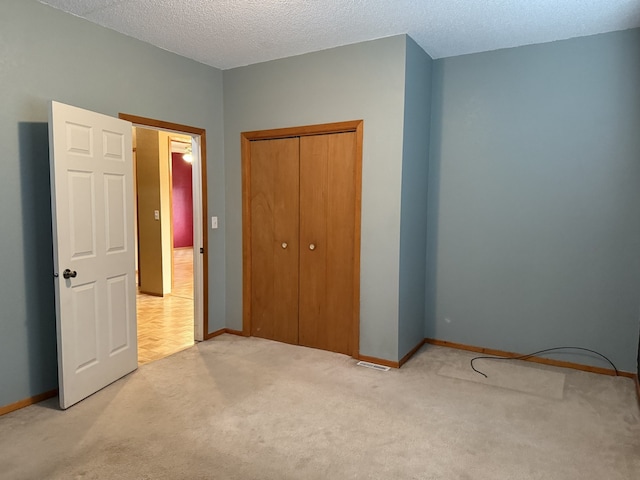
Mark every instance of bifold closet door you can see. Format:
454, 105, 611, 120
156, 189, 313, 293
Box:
250, 137, 300, 344
299, 132, 357, 355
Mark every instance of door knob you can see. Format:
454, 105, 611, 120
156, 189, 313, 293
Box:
63, 269, 77, 279
309, 244, 316, 251
281, 242, 288, 249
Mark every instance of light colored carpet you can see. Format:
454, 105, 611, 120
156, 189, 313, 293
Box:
437, 357, 566, 400
1, 335, 638, 480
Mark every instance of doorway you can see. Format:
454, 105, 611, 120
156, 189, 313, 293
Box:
120, 113, 209, 365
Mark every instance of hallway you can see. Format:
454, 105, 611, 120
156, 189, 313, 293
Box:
136, 248, 195, 365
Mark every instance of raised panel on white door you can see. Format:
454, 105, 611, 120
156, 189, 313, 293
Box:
103, 130, 125, 161
71, 282, 99, 372
68, 170, 96, 259
104, 173, 127, 253
106, 274, 131, 355
66, 122, 93, 156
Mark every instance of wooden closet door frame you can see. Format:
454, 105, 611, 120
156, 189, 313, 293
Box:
241, 120, 363, 357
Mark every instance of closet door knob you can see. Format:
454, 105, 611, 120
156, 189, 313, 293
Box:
309, 244, 316, 251
281, 242, 288, 249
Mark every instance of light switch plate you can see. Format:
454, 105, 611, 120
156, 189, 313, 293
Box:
211, 216, 218, 229
154, 210, 160, 220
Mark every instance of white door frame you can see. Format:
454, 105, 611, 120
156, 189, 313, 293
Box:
190, 135, 205, 341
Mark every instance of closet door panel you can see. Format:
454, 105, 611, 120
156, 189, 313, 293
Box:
299, 132, 357, 355
250, 138, 300, 344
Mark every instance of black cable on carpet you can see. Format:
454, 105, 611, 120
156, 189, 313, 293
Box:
470, 347, 619, 378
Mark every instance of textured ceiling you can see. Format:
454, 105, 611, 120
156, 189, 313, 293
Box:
40, 0, 640, 69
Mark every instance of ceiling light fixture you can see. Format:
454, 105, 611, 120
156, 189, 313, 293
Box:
183, 146, 193, 163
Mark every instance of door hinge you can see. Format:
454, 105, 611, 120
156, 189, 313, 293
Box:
200, 247, 204, 254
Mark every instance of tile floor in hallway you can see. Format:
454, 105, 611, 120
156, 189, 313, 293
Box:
136, 248, 195, 365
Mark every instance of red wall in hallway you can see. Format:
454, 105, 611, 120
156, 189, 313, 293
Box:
171, 152, 193, 248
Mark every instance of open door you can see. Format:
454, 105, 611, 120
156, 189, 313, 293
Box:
49, 101, 137, 409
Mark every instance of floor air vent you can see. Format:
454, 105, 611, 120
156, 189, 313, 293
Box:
356, 361, 390, 372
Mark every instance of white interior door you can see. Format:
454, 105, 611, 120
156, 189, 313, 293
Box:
49, 101, 137, 409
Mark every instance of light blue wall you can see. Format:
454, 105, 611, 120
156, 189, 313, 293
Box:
223, 37, 407, 361
398, 38, 433, 359
426, 29, 640, 371
0, 0, 225, 407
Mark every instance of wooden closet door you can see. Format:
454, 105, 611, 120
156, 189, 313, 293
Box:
250, 138, 300, 344
299, 132, 357, 355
